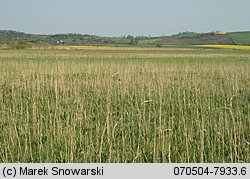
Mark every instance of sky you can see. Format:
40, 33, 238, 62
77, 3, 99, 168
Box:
0, 0, 250, 36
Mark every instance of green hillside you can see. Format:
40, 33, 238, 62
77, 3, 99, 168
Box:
156, 32, 234, 45
1, 30, 250, 47
229, 32, 250, 45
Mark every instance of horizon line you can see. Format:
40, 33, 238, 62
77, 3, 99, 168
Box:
1, 29, 250, 37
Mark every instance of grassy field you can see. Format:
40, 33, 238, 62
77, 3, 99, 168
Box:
229, 32, 250, 46
0, 48, 249, 163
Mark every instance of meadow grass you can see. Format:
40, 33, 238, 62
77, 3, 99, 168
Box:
0, 48, 249, 163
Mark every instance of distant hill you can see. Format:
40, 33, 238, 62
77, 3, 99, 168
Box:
0, 30, 250, 47
229, 32, 250, 45
152, 32, 234, 45
0, 30, 106, 45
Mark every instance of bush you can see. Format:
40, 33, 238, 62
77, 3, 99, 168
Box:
8, 41, 32, 49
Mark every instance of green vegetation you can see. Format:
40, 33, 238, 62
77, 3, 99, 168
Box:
2, 30, 250, 47
0, 30, 142, 46
7, 41, 33, 49
0, 48, 249, 163
229, 32, 250, 45
156, 32, 234, 45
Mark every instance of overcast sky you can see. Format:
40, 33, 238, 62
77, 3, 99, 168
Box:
0, 0, 249, 36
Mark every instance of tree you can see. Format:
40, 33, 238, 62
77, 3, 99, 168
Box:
8, 41, 32, 49
134, 38, 139, 45
0, 37, 4, 44
127, 35, 139, 45
129, 38, 135, 45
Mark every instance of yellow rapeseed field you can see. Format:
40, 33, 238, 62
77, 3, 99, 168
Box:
215, 32, 228, 35
199, 44, 250, 50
